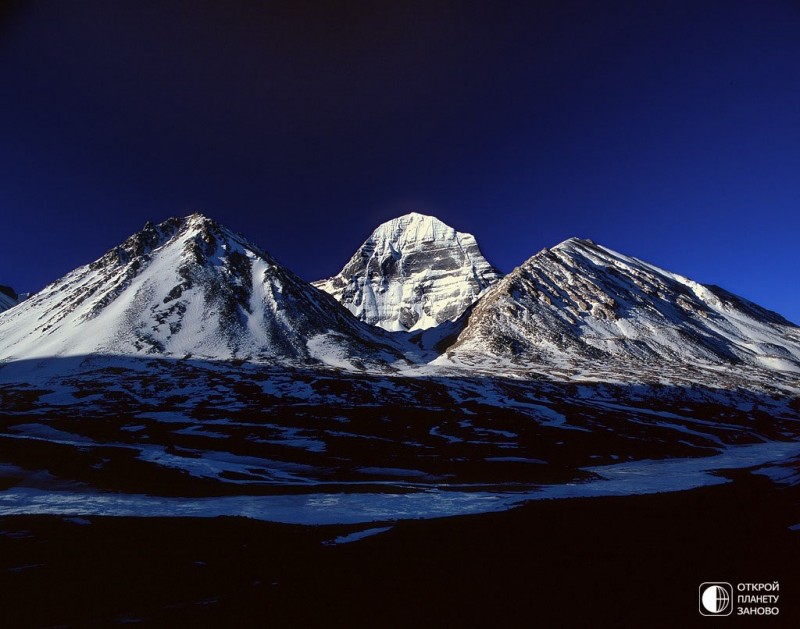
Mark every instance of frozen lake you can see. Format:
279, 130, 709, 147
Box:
1, 440, 798, 525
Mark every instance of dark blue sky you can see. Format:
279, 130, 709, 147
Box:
2, 1, 799, 322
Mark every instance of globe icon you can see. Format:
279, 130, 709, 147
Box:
701, 584, 731, 614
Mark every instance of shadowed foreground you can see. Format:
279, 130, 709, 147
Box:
2, 471, 798, 628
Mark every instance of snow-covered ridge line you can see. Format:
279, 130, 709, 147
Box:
443, 236, 800, 374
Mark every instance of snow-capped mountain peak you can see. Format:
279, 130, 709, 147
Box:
444, 237, 800, 373
0, 214, 401, 367
313, 212, 502, 331
368, 212, 458, 248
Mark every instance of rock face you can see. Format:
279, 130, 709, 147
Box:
313, 212, 502, 331
0, 214, 400, 367
445, 237, 800, 372
0, 285, 17, 313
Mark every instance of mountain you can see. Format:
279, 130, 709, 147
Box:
0, 285, 18, 312
1, 220, 799, 530
443, 237, 800, 374
3, 214, 798, 381
0, 214, 401, 367
313, 212, 501, 331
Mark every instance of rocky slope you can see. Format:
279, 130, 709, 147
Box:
443, 238, 800, 374
314, 212, 501, 331
0, 214, 401, 367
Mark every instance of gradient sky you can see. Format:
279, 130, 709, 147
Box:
2, 1, 799, 322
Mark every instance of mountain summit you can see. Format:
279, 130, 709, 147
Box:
0, 214, 399, 366
444, 237, 800, 373
313, 212, 502, 331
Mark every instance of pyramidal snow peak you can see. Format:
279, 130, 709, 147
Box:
313, 212, 502, 331
444, 237, 800, 373
0, 214, 401, 367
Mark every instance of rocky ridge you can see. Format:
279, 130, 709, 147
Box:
443, 237, 800, 375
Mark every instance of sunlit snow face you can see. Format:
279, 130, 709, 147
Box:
314, 213, 501, 332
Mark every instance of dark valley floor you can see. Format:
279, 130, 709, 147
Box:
2, 470, 799, 628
